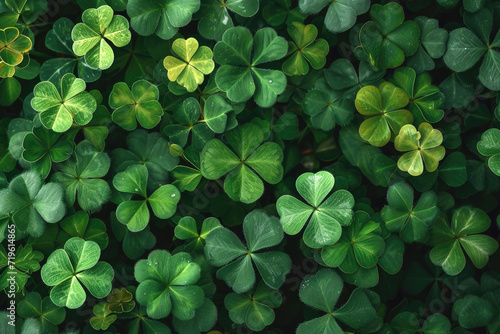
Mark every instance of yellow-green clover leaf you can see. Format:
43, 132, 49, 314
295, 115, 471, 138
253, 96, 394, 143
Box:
0, 27, 32, 78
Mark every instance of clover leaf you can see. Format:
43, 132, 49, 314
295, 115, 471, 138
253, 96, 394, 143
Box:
163, 38, 215, 93
174, 216, 222, 253
359, 2, 420, 70
18, 292, 66, 334
59, 211, 109, 250
172, 298, 217, 334
477, 128, 500, 176
355, 82, 412, 147
201, 123, 283, 203
31, 73, 97, 133
298, 0, 369, 33
109, 80, 163, 130
390, 312, 451, 334
282, 22, 329, 76
107, 287, 135, 313
392, 67, 445, 124
110, 213, 156, 260
90, 302, 117, 330
381, 182, 439, 243
0, 171, 65, 237
127, 0, 200, 40
41, 237, 114, 309
443, 8, 500, 90
0, 26, 31, 78
453, 294, 497, 330
225, 281, 282, 331
0, 244, 43, 292
395, 122, 446, 176
276, 171, 354, 249
429, 206, 499, 276
204, 209, 292, 293
321, 211, 385, 272
297, 269, 377, 333
71, 5, 131, 70
52, 141, 111, 213
135, 250, 204, 320
113, 164, 180, 232
213, 27, 288, 108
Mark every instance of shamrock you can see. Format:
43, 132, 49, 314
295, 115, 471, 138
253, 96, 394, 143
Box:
174, 216, 222, 253
277, 171, 355, 249
31, 73, 97, 133
0, 171, 65, 237
90, 302, 117, 330
0, 27, 32, 77
282, 22, 329, 76
107, 287, 135, 313
359, 2, 420, 70
297, 269, 377, 333
41, 237, 114, 309
201, 123, 284, 204
58, 211, 109, 250
135, 250, 204, 320
477, 128, 500, 176
381, 182, 439, 243
395, 122, 446, 176
429, 206, 499, 275
204, 210, 291, 293
71, 5, 131, 70
213, 27, 288, 107
113, 164, 180, 232
390, 312, 451, 334
18, 292, 66, 334
52, 141, 111, 213
0, 245, 43, 292
109, 80, 163, 130
163, 38, 215, 92
127, 0, 200, 40
225, 281, 282, 331
355, 82, 412, 147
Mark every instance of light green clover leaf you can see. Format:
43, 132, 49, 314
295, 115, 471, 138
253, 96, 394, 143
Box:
0, 26, 32, 78
477, 128, 500, 176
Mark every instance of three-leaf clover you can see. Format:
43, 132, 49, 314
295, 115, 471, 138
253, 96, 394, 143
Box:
429, 206, 499, 276
355, 82, 412, 147
282, 22, 329, 76
113, 164, 180, 232
395, 122, 446, 176
41, 237, 114, 309
90, 302, 117, 330
214, 27, 288, 107
204, 209, 292, 293
297, 269, 377, 333
135, 250, 204, 320
107, 287, 135, 313
0, 27, 32, 78
174, 216, 222, 253
201, 123, 284, 204
163, 38, 215, 92
71, 5, 131, 70
276, 171, 355, 249
59, 210, 109, 250
381, 182, 439, 243
0, 245, 43, 292
18, 292, 66, 334
477, 128, 500, 176
390, 312, 451, 334
31, 73, 97, 133
359, 2, 420, 70
109, 80, 163, 130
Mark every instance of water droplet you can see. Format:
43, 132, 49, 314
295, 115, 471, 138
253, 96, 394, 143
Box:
269, 80, 273, 83
135, 188, 139, 191
171, 194, 176, 197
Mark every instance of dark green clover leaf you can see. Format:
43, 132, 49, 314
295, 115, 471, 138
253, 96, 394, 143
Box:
204, 209, 292, 293
322, 211, 385, 272
18, 292, 66, 334
443, 8, 500, 91
52, 141, 111, 213
0, 244, 43, 292
110, 213, 156, 260
41, 237, 114, 309
172, 298, 217, 334
225, 281, 282, 332
58, 211, 109, 250
429, 206, 499, 276
395, 122, 445, 176
390, 312, 451, 334
282, 22, 329, 76
263, 0, 306, 27
163, 38, 215, 92
90, 302, 117, 330
0, 171, 65, 237
31, 73, 97, 133
381, 182, 438, 243
127, 0, 200, 40
135, 250, 204, 320
109, 80, 163, 130
453, 294, 496, 329
107, 287, 135, 313
174, 216, 222, 253
355, 82, 412, 147
392, 67, 445, 124
113, 164, 180, 232
359, 2, 420, 70
214, 27, 288, 108
201, 123, 284, 204
297, 269, 377, 333
72, 5, 131, 70
477, 128, 500, 176
276, 171, 354, 249
298, 0, 369, 33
